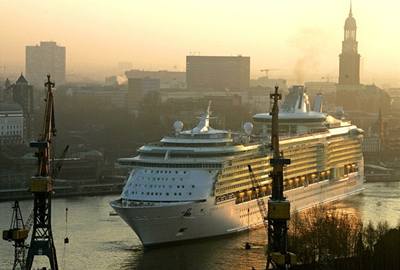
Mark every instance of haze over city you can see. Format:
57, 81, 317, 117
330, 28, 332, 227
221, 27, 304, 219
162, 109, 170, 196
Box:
1, 0, 400, 85
2, 1, 400, 270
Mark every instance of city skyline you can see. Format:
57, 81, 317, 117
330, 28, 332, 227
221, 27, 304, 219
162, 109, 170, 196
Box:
1, 0, 400, 85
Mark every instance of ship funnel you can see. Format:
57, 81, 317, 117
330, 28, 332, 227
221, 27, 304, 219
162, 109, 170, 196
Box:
313, 94, 323, 112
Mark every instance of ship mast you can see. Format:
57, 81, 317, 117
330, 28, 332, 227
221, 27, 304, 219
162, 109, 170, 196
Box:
266, 86, 296, 269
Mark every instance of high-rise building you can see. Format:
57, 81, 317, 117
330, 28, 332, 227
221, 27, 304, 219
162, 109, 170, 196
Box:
186, 56, 250, 91
338, 5, 360, 85
25, 41, 66, 87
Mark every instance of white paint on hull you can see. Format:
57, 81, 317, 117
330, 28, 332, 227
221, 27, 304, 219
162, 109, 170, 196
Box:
111, 172, 363, 246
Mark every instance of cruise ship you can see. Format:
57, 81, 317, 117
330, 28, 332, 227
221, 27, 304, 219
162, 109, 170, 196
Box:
110, 86, 364, 246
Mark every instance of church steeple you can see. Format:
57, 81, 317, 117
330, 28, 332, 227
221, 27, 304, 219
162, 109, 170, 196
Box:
338, 2, 360, 85
349, 0, 352, 17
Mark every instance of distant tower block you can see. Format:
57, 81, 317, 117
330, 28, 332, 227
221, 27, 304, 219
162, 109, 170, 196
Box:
338, 3, 360, 85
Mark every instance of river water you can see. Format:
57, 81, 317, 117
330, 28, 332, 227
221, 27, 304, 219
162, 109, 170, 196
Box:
1, 182, 399, 270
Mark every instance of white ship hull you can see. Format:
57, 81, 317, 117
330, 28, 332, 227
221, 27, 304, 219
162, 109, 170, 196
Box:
111, 172, 363, 246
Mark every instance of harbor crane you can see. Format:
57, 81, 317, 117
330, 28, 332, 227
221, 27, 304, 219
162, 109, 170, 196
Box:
247, 86, 296, 269
25, 74, 59, 270
267, 86, 296, 269
2, 75, 68, 270
2, 201, 33, 270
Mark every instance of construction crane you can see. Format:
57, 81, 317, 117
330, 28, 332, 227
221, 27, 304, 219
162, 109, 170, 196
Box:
266, 86, 296, 269
2, 201, 29, 270
260, 69, 280, 79
25, 74, 59, 270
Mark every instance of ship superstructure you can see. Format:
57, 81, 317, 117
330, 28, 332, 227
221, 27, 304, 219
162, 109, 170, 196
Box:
111, 86, 364, 246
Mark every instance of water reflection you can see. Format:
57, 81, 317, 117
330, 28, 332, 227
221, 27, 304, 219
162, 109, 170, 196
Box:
1, 182, 399, 270
119, 230, 267, 270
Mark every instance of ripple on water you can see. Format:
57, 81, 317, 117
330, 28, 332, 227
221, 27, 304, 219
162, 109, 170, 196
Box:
1, 183, 399, 269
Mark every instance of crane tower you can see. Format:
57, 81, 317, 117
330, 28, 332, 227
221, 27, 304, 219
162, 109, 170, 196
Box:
25, 75, 59, 270
266, 86, 296, 269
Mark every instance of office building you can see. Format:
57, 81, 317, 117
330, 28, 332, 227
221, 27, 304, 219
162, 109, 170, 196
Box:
26, 41, 66, 87
186, 56, 250, 91
0, 102, 24, 145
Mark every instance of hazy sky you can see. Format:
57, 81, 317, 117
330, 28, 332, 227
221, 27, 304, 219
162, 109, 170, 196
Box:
1, 0, 399, 85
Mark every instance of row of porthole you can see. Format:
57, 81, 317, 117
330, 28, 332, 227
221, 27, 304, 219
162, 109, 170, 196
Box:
139, 177, 184, 181
130, 191, 193, 196
144, 169, 187, 174
132, 184, 195, 189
